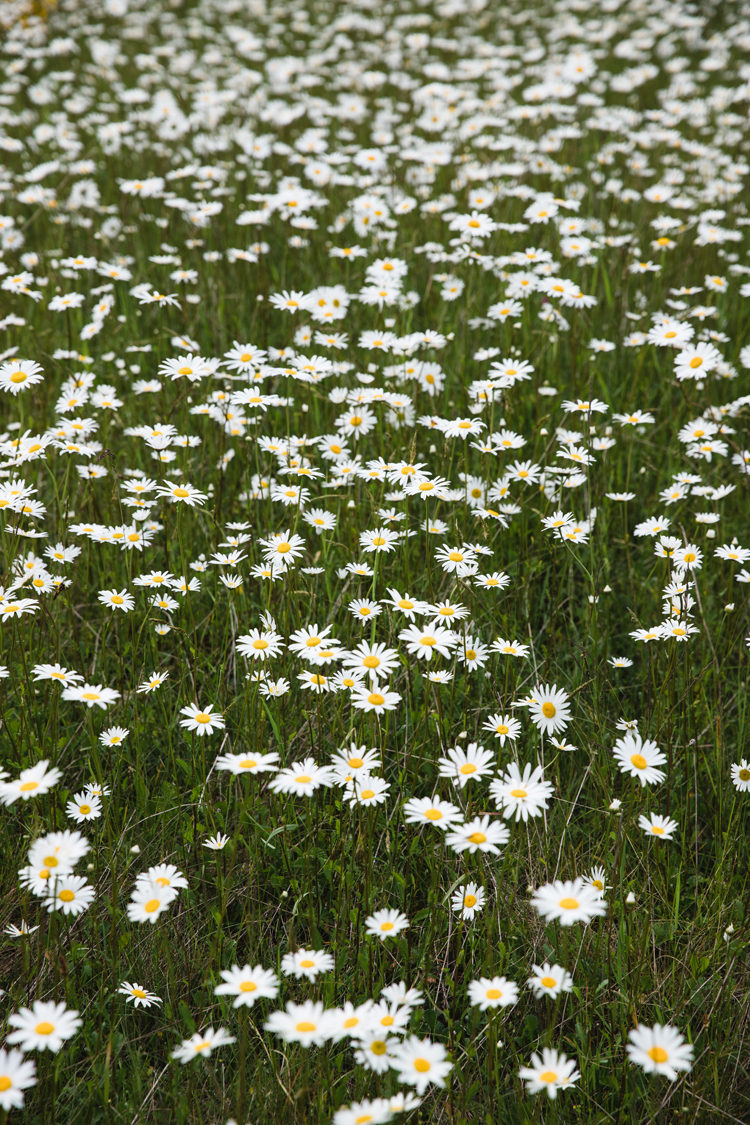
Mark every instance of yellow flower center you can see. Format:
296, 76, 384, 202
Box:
361, 789, 375, 800
424, 808, 442, 821
368, 693, 385, 705
195, 713, 211, 724
542, 702, 556, 718
350, 416, 362, 427
35, 1022, 55, 1035
299, 959, 315, 968
276, 543, 291, 553
173, 488, 190, 498
372, 536, 386, 546
541, 976, 557, 988
510, 788, 527, 799
79, 804, 91, 815
689, 357, 702, 369
540, 1071, 557, 1083
631, 754, 647, 770
132, 988, 147, 999
739, 768, 750, 781
559, 897, 579, 910
465, 650, 476, 661
10, 371, 27, 383
240, 981, 258, 992
20, 781, 39, 792
486, 988, 502, 999
371, 1040, 387, 1056
310, 675, 326, 685
111, 595, 124, 605
82, 692, 100, 701
414, 1058, 431, 1072
296, 775, 312, 784
468, 831, 486, 844
363, 655, 380, 668
460, 763, 477, 775
652, 826, 665, 835
145, 899, 161, 913
496, 724, 509, 735
296, 1021, 315, 1032
648, 1047, 668, 1063
59, 889, 75, 902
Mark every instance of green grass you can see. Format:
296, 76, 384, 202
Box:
0, 0, 749, 1122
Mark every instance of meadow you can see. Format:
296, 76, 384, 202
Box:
0, 0, 749, 1121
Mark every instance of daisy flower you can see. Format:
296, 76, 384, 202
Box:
530, 879, 607, 926
451, 883, 486, 920
518, 1047, 580, 1099
527, 962, 573, 999
468, 976, 519, 1011
0, 760, 62, 805
264, 1001, 331, 1047
626, 1023, 694, 1080
345, 775, 390, 807
350, 682, 401, 714
171, 1027, 236, 1064
523, 683, 572, 735
214, 964, 280, 1008
280, 948, 335, 981
387, 1036, 453, 1094
214, 750, 279, 776
490, 762, 554, 822
66, 791, 102, 823
44, 875, 95, 916
126, 879, 178, 924
269, 758, 335, 797
731, 760, 750, 791
445, 816, 510, 855
7, 1001, 81, 1053
365, 909, 410, 941
0, 1047, 37, 1110
402, 795, 462, 830
118, 983, 162, 1009
613, 732, 667, 786
638, 812, 678, 840
438, 743, 494, 787
178, 703, 225, 736
483, 713, 521, 746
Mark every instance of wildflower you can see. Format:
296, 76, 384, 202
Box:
527, 963, 573, 999
214, 964, 280, 1007
265, 1001, 331, 1047
365, 909, 410, 941
66, 792, 102, 823
483, 713, 521, 746
118, 983, 162, 1009
530, 879, 607, 926
731, 760, 750, 791
126, 879, 177, 924
403, 795, 462, 830
0, 1048, 37, 1110
0, 760, 62, 805
203, 833, 230, 851
613, 732, 667, 786
626, 1024, 694, 1079
61, 683, 121, 709
179, 703, 225, 736
519, 1048, 580, 1099
269, 759, 335, 797
446, 817, 509, 855
639, 813, 678, 840
468, 977, 519, 1011
350, 682, 401, 714
523, 684, 571, 735
438, 743, 494, 787
388, 1036, 453, 1094
490, 763, 554, 822
171, 1027, 236, 1064
214, 751, 279, 776
451, 883, 486, 920
7, 1001, 81, 1053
